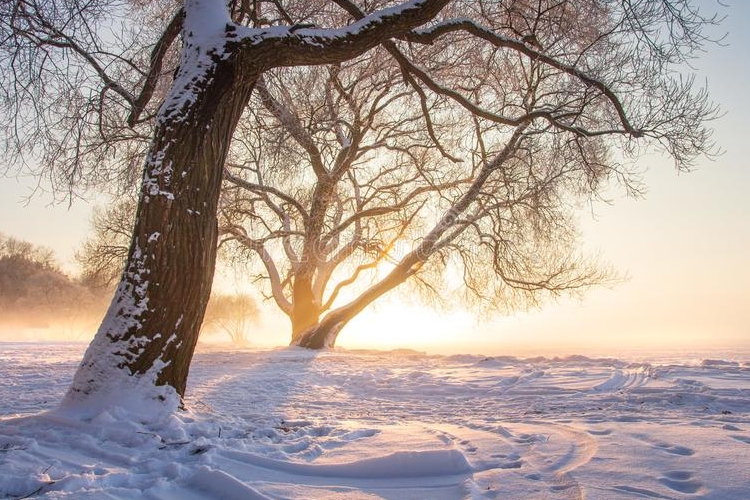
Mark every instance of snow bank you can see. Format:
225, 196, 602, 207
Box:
220, 448, 471, 479
188, 467, 270, 500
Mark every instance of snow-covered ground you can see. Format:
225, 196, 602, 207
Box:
1, 342, 749, 499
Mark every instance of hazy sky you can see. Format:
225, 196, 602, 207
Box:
1, 2, 748, 354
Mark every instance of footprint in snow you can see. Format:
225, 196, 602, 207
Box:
457, 438, 477, 452
587, 428, 613, 436
658, 470, 704, 494
655, 443, 695, 456
612, 485, 673, 499
512, 433, 538, 444
729, 434, 750, 445
497, 459, 523, 469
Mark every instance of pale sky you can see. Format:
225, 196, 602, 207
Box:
1, 2, 748, 354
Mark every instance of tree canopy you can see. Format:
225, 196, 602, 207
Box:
1, 0, 721, 412
218, 0, 718, 347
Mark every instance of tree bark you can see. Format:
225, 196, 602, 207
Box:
290, 274, 322, 343
295, 316, 348, 349
62, 42, 260, 412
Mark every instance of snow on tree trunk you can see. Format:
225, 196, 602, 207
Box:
60, 4, 259, 417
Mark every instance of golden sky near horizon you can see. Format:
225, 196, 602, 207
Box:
1, 2, 748, 354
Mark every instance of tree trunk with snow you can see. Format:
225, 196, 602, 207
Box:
62, 21, 260, 412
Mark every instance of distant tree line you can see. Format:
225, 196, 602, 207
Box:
0, 232, 103, 335
1, 231, 258, 343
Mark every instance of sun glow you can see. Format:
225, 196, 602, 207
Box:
340, 300, 475, 352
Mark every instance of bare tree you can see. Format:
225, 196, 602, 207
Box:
0, 233, 104, 334
76, 199, 137, 291
219, 0, 719, 348
202, 293, 259, 345
1, 0, 719, 412
2, 0, 458, 412
0, 233, 55, 269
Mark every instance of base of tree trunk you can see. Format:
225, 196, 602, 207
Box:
291, 319, 346, 349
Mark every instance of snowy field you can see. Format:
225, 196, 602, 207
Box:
1, 342, 749, 499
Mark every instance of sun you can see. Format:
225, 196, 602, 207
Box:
339, 299, 475, 352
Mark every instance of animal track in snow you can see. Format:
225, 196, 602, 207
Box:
633, 433, 697, 456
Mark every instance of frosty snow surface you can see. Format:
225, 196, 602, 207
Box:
1, 343, 749, 499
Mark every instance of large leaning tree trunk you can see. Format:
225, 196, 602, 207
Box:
55, 0, 452, 414
61, 9, 261, 413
